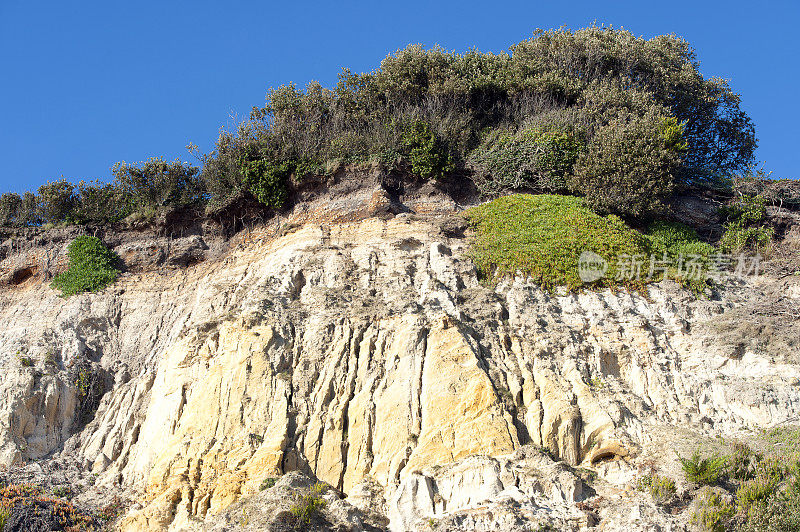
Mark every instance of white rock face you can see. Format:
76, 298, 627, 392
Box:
0, 213, 797, 531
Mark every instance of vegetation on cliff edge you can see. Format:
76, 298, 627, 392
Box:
0, 25, 764, 227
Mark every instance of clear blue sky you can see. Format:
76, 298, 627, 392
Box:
0, 0, 797, 194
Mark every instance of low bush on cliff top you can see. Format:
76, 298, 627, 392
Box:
464, 194, 650, 289
51, 236, 120, 298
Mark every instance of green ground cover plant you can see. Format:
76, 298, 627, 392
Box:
50, 236, 120, 297
464, 194, 650, 289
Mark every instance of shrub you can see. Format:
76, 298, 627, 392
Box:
50, 236, 120, 298
207, 25, 755, 202
0, 193, 22, 226
51, 486, 73, 499
7, 27, 761, 224
112, 157, 204, 213
0, 482, 102, 530
259, 477, 277, 491
199, 131, 254, 210
464, 194, 650, 290
239, 154, 320, 210
399, 119, 454, 180
720, 193, 768, 226
37, 179, 77, 225
512, 27, 755, 184
636, 473, 677, 503
679, 450, 728, 486
646, 221, 716, 295
569, 108, 684, 218
240, 158, 291, 210
692, 490, 735, 532
739, 475, 800, 531
75, 180, 130, 224
469, 126, 583, 195
728, 442, 760, 481
647, 221, 706, 254
720, 225, 774, 255
290, 483, 327, 524
738, 476, 781, 514
719, 193, 774, 254
18, 192, 39, 226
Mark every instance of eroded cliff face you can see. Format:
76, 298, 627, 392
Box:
0, 190, 798, 531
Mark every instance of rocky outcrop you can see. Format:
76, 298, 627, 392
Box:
0, 194, 798, 530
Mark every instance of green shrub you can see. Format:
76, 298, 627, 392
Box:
469, 127, 583, 195
738, 476, 781, 514
645, 221, 716, 295
8, 26, 761, 225
464, 194, 650, 290
718, 193, 774, 255
739, 475, 800, 532
728, 442, 760, 481
75, 180, 130, 224
112, 157, 204, 213
290, 482, 327, 524
679, 450, 728, 486
51, 486, 73, 499
198, 131, 254, 211
569, 109, 684, 218
636, 474, 676, 503
50, 236, 120, 298
720, 193, 768, 225
214, 25, 755, 201
720, 225, 774, 255
692, 491, 735, 532
239, 156, 319, 210
38, 179, 77, 225
18, 192, 39, 226
240, 158, 291, 210
0, 193, 22, 226
259, 477, 277, 491
399, 119, 453, 180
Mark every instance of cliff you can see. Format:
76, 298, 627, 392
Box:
0, 175, 798, 531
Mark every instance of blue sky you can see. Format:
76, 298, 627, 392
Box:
0, 0, 797, 193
